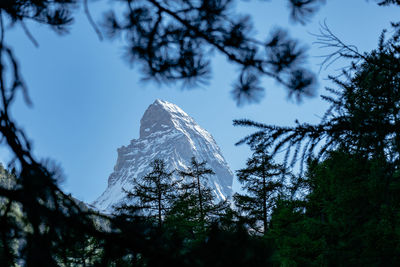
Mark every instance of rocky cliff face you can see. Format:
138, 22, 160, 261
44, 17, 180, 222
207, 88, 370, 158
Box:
93, 99, 233, 212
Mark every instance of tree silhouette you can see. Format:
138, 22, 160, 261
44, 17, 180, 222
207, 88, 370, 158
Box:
234, 26, 400, 170
179, 157, 214, 223
177, 157, 227, 226
120, 159, 176, 229
270, 150, 400, 265
102, 0, 324, 104
234, 145, 285, 234
234, 22, 400, 265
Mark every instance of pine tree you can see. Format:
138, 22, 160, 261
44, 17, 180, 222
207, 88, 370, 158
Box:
270, 150, 400, 266
175, 157, 227, 227
234, 145, 285, 234
123, 159, 176, 229
234, 25, 400, 170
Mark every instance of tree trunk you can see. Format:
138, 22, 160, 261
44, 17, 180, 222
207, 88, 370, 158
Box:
196, 174, 204, 225
158, 190, 162, 229
262, 167, 267, 234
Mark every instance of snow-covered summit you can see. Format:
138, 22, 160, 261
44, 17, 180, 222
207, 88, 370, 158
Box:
140, 99, 190, 138
93, 99, 234, 212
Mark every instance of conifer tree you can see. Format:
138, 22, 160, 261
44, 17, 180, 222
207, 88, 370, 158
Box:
234, 24, 400, 170
175, 157, 227, 227
269, 150, 400, 266
234, 145, 285, 234
123, 159, 176, 229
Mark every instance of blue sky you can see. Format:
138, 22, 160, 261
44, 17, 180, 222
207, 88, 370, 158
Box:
3, 1, 399, 203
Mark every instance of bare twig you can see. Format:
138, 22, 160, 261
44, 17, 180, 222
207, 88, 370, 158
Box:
0, 11, 9, 112
311, 20, 364, 73
20, 21, 39, 48
84, 0, 103, 41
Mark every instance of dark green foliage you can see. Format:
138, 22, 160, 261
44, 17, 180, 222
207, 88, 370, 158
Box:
0, 165, 19, 267
165, 188, 201, 233
234, 22, 400, 266
178, 157, 215, 224
186, 222, 275, 267
0, 162, 105, 266
234, 145, 285, 234
163, 157, 229, 246
176, 157, 228, 225
96, 214, 154, 266
118, 159, 176, 228
270, 151, 400, 266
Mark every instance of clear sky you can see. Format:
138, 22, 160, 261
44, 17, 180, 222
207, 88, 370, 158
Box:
2, 1, 399, 203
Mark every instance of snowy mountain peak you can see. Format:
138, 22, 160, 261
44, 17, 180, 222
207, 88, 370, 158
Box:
140, 99, 191, 138
93, 100, 234, 212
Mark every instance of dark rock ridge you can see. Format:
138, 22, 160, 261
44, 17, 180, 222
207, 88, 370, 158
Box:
93, 99, 233, 212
